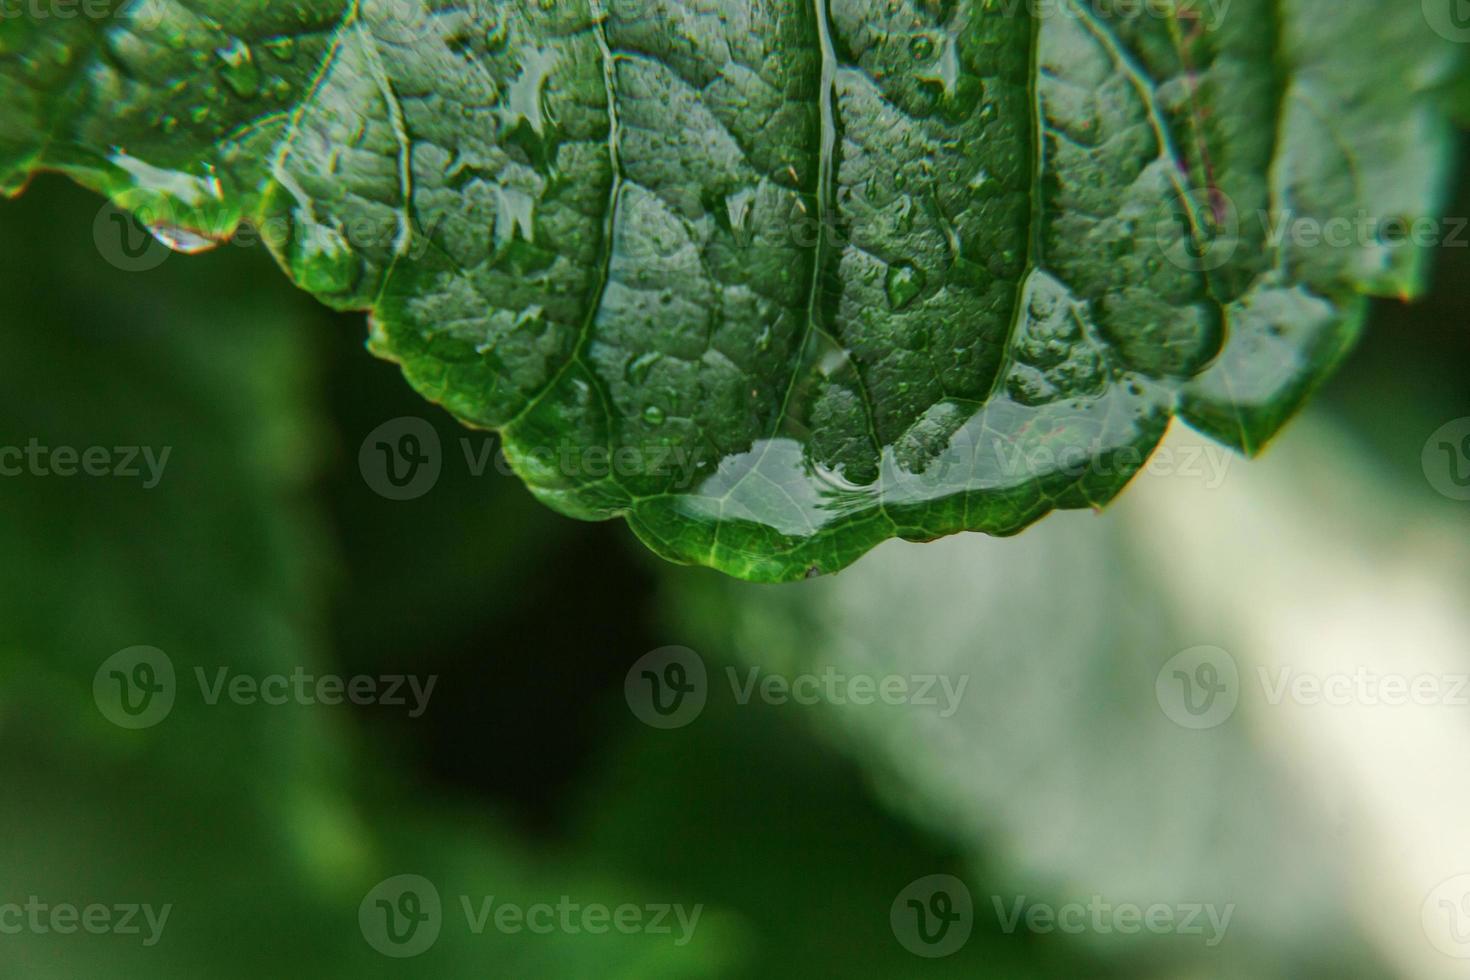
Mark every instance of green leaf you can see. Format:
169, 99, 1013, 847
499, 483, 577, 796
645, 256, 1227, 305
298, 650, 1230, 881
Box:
0, 0, 1462, 580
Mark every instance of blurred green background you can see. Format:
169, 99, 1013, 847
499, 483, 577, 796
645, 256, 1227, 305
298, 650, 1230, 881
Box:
1, 141, 1468, 978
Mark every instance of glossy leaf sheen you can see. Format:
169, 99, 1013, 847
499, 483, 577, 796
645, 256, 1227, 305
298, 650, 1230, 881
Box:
0, 0, 1462, 580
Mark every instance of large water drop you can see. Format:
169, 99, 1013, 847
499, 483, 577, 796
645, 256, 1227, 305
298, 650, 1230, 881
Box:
885, 262, 926, 311
215, 39, 260, 99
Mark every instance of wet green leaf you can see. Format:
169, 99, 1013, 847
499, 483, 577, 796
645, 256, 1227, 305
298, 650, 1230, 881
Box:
1, 0, 1463, 580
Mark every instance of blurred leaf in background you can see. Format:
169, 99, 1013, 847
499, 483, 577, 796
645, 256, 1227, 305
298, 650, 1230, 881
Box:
0, 180, 741, 978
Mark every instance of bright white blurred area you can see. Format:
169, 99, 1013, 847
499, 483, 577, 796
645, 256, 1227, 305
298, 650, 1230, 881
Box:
717, 410, 1470, 978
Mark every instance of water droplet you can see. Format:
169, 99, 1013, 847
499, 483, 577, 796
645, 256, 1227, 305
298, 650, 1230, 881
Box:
642, 405, 666, 426
724, 187, 756, 245
513, 305, 544, 331
501, 46, 557, 137
485, 18, 508, 53
895, 194, 915, 234
215, 39, 260, 99
492, 185, 537, 250
263, 36, 297, 62
146, 223, 219, 254
885, 262, 926, 311
625, 351, 661, 385
158, 21, 189, 51
109, 151, 225, 208
0, 165, 27, 196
